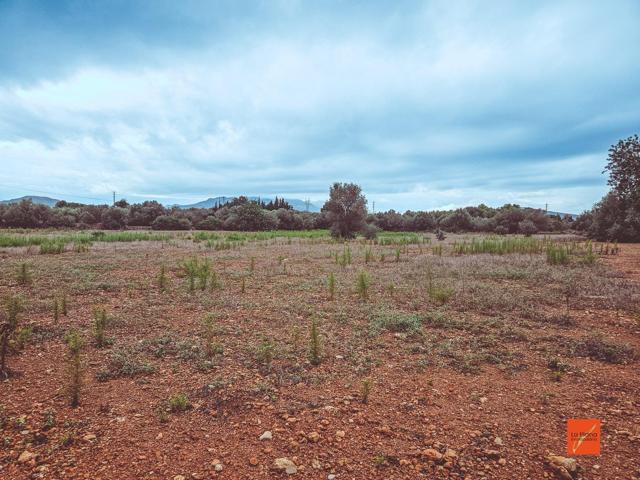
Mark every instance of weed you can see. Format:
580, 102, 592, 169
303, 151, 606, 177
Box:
428, 284, 455, 305
395, 248, 401, 262
202, 314, 223, 358
241, 276, 246, 293
546, 245, 569, 265
61, 293, 68, 316
53, 298, 60, 323
364, 248, 373, 264
257, 340, 276, 370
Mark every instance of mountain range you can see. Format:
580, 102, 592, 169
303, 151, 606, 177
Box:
0, 195, 322, 212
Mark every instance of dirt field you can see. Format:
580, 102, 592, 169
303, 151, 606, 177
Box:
0, 232, 638, 479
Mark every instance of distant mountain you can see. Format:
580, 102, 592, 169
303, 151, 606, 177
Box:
176, 196, 321, 212
0, 195, 60, 207
546, 210, 578, 220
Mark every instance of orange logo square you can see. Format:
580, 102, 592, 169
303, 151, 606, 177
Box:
567, 419, 600, 455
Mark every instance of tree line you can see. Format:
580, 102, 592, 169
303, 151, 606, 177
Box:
0, 193, 572, 236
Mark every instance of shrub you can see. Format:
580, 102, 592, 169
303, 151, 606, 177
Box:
151, 215, 192, 231
546, 245, 569, 265
65, 330, 83, 407
361, 378, 372, 404
257, 340, 276, 370
428, 285, 455, 305
356, 271, 371, 300
328, 272, 336, 300
309, 318, 322, 366
16, 263, 31, 286
518, 219, 538, 236
168, 393, 191, 412
158, 265, 168, 292
362, 223, 380, 240
93, 308, 109, 348
0, 296, 23, 376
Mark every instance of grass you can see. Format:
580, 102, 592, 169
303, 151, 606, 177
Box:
93, 307, 109, 347
0, 296, 23, 376
328, 272, 336, 300
361, 378, 372, 404
0, 230, 170, 249
16, 263, 31, 286
371, 309, 422, 333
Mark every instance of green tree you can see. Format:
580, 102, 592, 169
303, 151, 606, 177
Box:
322, 183, 367, 238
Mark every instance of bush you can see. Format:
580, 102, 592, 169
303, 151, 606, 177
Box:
195, 216, 222, 230
518, 219, 537, 236
151, 215, 192, 230
361, 223, 380, 240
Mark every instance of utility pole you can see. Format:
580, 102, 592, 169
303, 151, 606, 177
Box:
545, 203, 548, 213
372, 201, 375, 214
305, 198, 310, 212
113, 191, 116, 206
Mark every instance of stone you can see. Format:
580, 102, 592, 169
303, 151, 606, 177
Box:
422, 448, 443, 462
308, 431, 321, 443
173, 476, 186, 480
494, 437, 503, 446
274, 457, 298, 475
83, 433, 97, 442
18, 451, 36, 464
260, 431, 273, 441
498, 458, 507, 466
249, 457, 259, 466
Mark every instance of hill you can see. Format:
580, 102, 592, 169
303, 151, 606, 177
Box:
176, 196, 321, 212
0, 195, 60, 207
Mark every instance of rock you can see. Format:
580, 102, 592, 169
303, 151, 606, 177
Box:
274, 457, 298, 474
547, 455, 577, 479
83, 433, 97, 442
173, 476, 186, 480
328, 475, 336, 480
335, 430, 346, 439
18, 450, 36, 464
259, 431, 273, 441
483, 449, 501, 459
249, 457, 259, 466
422, 448, 443, 462
493, 437, 503, 446
498, 458, 507, 466
307, 431, 321, 443
214, 464, 223, 472
443, 449, 457, 461
547, 455, 577, 473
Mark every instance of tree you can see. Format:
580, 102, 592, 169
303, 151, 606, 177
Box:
587, 134, 640, 242
101, 207, 128, 230
322, 183, 367, 238
605, 134, 640, 201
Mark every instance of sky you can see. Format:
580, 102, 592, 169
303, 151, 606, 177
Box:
0, 0, 639, 213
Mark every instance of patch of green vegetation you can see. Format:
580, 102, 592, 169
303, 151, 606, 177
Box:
370, 309, 422, 334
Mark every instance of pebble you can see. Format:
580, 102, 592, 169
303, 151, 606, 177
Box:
259, 431, 273, 441
18, 451, 36, 464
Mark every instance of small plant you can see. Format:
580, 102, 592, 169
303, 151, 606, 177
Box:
168, 393, 191, 412
364, 248, 373, 264
61, 294, 68, 316
428, 284, 454, 305
0, 296, 22, 377
257, 339, 275, 370
249, 257, 255, 273
546, 245, 569, 265
53, 298, 60, 324
209, 270, 221, 290
356, 271, 371, 300
202, 314, 223, 358
93, 307, 108, 348
66, 330, 83, 408
395, 248, 401, 262
241, 276, 246, 293
16, 263, 31, 286
328, 272, 336, 300
308, 318, 322, 366
158, 264, 168, 292
361, 378, 372, 404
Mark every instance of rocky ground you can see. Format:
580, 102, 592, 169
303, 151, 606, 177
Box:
0, 233, 638, 479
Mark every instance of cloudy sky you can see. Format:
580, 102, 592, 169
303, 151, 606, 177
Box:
0, 0, 639, 212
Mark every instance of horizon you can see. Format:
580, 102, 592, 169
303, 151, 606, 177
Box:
1, 1, 639, 212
